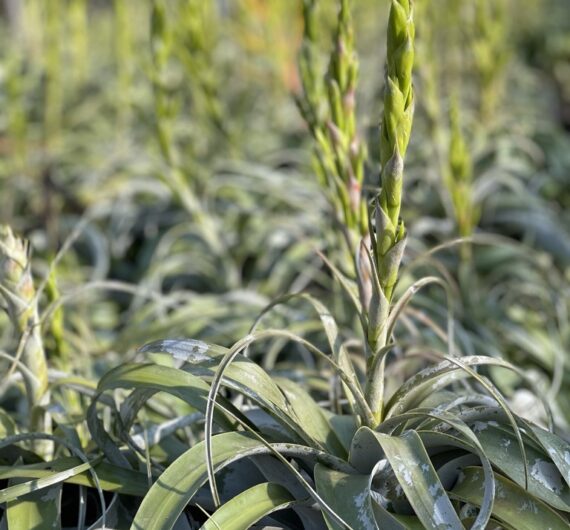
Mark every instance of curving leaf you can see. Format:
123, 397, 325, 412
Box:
530, 424, 570, 491
200, 482, 297, 530
0, 460, 95, 503
351, 428, 464, 530
132, 432, 268, 530
0, 457, 149, 497
385, 356, 519, 417
314, 465, 376, 530
452, 467, 570, 530
140, 339, 320, 445
5, 481, 61, 530
132, 431, 351, 530
276, 378, 347, 457
93, 362, 241, 430
470, 421, 570, 511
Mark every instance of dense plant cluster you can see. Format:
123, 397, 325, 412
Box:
0, 0, 569, 528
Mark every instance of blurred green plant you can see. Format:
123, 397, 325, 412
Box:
75, 1, 570, 528
445, 98, 480, 245
470, 0, 510, 127
0, 0, 568, 527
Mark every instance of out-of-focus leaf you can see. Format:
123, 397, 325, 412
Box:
0, 460, 94, 503
6, 480, 61, 530
0, 457, 149, 497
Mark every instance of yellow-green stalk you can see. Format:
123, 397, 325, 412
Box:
69, 0, 89, 88
151, 0, 202, 216
44, 0, 63, 154
45, 269, 67, 366
5, 51, 28, 173
176, 0, 228, 142
150, 1, 235, 284
446, 98, 479, 244
0, 226, 48, 408
151, 0, 204, 216
415, 0, 482, 244
298, 0, 414, 361
364, 0, 415, 425
471, 0, 509, 125
375, 0, 414, 302
114, 0, 133, 130
296, 0, 324, 135
151, 0, 176, 167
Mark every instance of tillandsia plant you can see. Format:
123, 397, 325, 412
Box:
1, 1, 570, 529
80, 1, 570, 529
296, 0, 413, 359
299, 0, 414, 414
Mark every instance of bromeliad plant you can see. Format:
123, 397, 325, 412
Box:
1, 1, 570, 529
85, 1, 570, 529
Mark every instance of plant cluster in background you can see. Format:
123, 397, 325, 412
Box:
0, 0, 569, 528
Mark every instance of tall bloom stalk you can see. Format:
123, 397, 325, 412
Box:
376, 0, 415, 302
364, 0, 415, 425
363, 0, 415, 359
298, 0, 415, 426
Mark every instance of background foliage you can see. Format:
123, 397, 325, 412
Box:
0, 0, 569, 528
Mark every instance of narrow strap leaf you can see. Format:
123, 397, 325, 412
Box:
452, 467, 570, 530
200, 482, 297, 530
